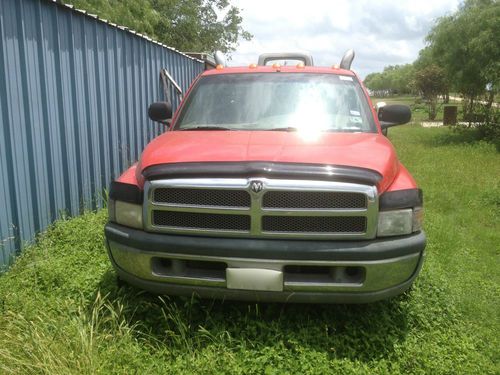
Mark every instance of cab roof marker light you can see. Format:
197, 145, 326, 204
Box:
296, 62, 305, 69
215, 64, 224, 70
249, 63, 257, 69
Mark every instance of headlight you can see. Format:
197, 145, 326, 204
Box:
378, 188, 424, 237
108, 198, 116, 222
110, 200, 143, 229
108, 181, 144, 229
377, 208, 423, 237
412, 207, 424, 232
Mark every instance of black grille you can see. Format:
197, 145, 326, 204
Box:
153, 188, 251, 207
262, 216, 366, 233
153, 211, 250, 231
263, 191, 367, 209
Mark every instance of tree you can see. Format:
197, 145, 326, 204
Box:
414, 46, 452, 103
150, 0, 252, 54
414, 65, 448, 120
364, 64, 415, 96
364, 0, 498, 144
65, 0, 251, 54
425, 0, 499, 116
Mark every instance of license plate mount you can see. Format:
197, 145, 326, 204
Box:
226, 268, 283, 292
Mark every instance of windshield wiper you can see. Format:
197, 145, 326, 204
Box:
179, 126, 231, 131
265, 127, 298, 132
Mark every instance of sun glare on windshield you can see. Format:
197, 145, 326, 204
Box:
175, 73, 376, 134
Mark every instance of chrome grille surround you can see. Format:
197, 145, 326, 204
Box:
144, 178, 378, 240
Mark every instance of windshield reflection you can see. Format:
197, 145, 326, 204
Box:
175, 73, 376, 134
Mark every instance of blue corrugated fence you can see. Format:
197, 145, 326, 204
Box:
0, 0, 204, 267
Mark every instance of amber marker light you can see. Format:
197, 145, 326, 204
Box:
332, 64, 340, 69
216, 64, 224, 70
248, 63, 257, 69
296, 62, 305, 69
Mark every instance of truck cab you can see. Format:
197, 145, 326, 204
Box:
105, 51, 425, 303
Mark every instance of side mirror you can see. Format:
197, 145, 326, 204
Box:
378, 104, 411, 131
375, 102, 388, 135
148, 102, 172, 123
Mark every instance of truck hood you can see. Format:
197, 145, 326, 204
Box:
137, 131, 399, 192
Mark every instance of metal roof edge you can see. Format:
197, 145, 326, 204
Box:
45, 0, 204, 63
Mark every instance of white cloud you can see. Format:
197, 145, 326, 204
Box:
229, 0, 461, 78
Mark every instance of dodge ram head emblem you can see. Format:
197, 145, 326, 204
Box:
250, 181, 264, 193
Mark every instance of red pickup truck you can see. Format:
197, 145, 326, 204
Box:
105, 52, 425, 303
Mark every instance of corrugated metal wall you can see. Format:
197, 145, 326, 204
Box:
0, 0, 204, 268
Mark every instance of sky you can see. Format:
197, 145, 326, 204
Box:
228, 0, 462, 79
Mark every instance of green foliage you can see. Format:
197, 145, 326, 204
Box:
364, 64, 415, 96
0, 127, 499, 373
424, 0, 499, 141
414, 65, 448, 120
368, 0, 499, 143
426, 0, 499, 99
64, 0, 251, 54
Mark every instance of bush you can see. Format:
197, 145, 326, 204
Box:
461, 99, 500, 150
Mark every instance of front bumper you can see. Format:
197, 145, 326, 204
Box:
105, 223, 426, 303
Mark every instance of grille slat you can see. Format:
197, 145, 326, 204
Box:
262, 216, 367, 233
263, 191, 366, 209
153, 211, 250, 231
154, 188, 251, 208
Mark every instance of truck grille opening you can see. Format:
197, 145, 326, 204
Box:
284, 265, 331, 275
153, 188, 251, 208
262, 216, 366, 233
145, 178, 377, 239
263, 191, 367, 209
284, 265, 365, 284
152, 258, 227, 279
152, 211, 251, 231
151, 258, 366, 286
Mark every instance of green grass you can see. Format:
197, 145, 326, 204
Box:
371, 96, 465, 123
0, 126, 499, 374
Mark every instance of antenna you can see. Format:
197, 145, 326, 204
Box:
339, 49, 355, 70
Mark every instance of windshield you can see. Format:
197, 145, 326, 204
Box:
174, 73, 376, 133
